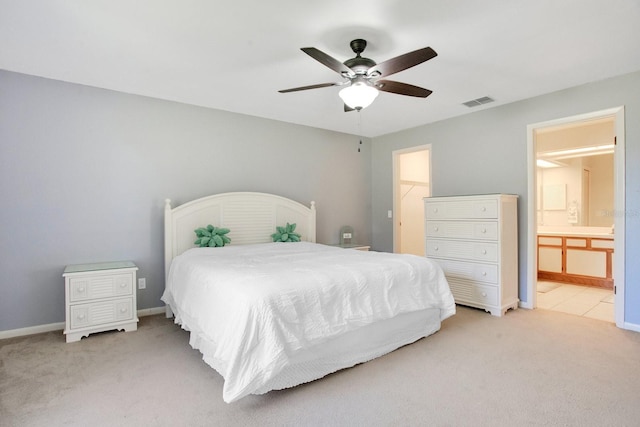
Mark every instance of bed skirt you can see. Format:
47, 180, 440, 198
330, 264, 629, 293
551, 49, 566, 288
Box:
179, 307, 443, 402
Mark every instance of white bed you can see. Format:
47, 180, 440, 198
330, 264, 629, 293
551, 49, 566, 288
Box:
162, 192, 455, 403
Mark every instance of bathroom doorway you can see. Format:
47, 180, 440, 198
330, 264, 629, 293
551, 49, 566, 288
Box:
392, 145, 431, 255
526, 107, 626, 328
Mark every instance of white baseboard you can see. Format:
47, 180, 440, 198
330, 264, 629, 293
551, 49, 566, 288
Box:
137, 306, 166, 317
0, 321, 66, 340
622, 321, 640, 333
0, 306, 167, 340
518, 300, 534, 309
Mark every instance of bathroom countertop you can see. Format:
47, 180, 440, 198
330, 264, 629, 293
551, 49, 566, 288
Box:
538, 231, 614, 239
537, 226, 614, 239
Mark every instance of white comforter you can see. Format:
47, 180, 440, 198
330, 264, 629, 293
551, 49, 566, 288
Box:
162, 242, 455, 402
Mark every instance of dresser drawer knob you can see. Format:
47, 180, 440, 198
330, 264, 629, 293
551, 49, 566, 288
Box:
482, 249, 487, 254
481, 292, 487, 297
481, 228, 487, 233
434, 226, 439, 232
120, 283, 127, 288
433, 208, 438, 213
434, 246, 439, 251
481, 207, 486, 212
78, 287, 85, 292
482, 271, 487, 276
120, 307, 127, 313
77, 314, 85, 320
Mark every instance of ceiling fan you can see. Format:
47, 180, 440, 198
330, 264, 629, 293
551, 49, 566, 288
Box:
279, 39, 437, 111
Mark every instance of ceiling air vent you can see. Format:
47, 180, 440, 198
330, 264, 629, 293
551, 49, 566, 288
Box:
462, 96, 495, 107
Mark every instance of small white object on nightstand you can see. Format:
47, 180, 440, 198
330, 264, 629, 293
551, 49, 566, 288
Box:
63, 261, 139, 343
334, 244, 370, 251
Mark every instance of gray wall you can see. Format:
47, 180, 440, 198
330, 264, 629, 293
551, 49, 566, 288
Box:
0, 70, 372, 331
2, 68, 639, 332
371, 70, 640, 326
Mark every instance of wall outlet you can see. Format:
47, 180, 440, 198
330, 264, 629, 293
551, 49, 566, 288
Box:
387, 210, 393, 219
138, 278, 146, 289
342, 232, 352, 239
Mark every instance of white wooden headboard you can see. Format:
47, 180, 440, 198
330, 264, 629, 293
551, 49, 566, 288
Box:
164, 192, 316, 280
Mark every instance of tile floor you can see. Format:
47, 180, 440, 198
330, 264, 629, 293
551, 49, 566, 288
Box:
536, 281, 614, 323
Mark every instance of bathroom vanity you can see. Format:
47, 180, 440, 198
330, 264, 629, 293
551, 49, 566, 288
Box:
537, 227, 614, 289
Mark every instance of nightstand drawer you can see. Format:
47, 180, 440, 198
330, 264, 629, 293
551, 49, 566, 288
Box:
69, 274, 133, 302
70, 298, 134, 329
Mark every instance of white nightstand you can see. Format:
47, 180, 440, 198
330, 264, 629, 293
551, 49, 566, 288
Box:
63, 261, 139, 343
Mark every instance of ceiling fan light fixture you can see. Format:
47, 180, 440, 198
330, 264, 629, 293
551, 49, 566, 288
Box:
280, 40, 436, 111
339, 82, 379, 110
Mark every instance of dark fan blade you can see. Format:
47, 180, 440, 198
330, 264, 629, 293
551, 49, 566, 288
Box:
301, 47, 354, 75
278, 82, 340, 93
344, 104, 355, 112
368, 47, 437, 78
375, 80, 433, 98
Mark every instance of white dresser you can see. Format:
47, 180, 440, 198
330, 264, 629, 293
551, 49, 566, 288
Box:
63, 261, 138, 343
424, 194, 518, 316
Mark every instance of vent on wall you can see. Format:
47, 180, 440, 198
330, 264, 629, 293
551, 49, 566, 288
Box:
462, 96, 495, 107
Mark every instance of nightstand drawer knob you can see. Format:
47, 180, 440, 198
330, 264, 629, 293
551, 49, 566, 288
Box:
434, 226, 439, 231
434, 246, 439, 251
78, 287, 85, 292
120, 283, 126, 288
120, 307, 127, 313
482, 292, 487, 297
481, 207, 487, 212
78, 314, 85, 320
482, 271, 487, 276
481, 228, 487, 233
482, 249, 487, 254
433, 208, 438, 213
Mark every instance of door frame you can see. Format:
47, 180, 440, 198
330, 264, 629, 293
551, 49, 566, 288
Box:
392, 144, 432, 254
525, 106, 625, 328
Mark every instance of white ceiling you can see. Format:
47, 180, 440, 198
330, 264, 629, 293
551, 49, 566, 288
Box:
2, 0, 640, 137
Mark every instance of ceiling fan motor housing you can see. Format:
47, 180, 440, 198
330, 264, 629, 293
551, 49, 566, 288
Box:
344, 39, 376, 74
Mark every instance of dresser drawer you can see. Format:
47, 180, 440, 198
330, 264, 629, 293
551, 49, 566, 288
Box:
69, 273, 133, 302
434, 259, 498, 284
426, 221, 498, 241
447, 279, 499, 307
426, 239, 498, 262
69, 298, 134, 329
425, 199, 498, 220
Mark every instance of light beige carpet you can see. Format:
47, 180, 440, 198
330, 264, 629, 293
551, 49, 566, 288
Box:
2, 306, 640, 427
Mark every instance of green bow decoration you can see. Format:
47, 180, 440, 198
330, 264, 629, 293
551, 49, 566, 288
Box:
194, 225, 231, 247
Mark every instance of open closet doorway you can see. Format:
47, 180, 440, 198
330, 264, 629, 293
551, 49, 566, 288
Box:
526, 107, 626, 328
392, 145, 431, 255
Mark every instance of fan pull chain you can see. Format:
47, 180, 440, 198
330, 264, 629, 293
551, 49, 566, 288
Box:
357, 110, 362, 152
